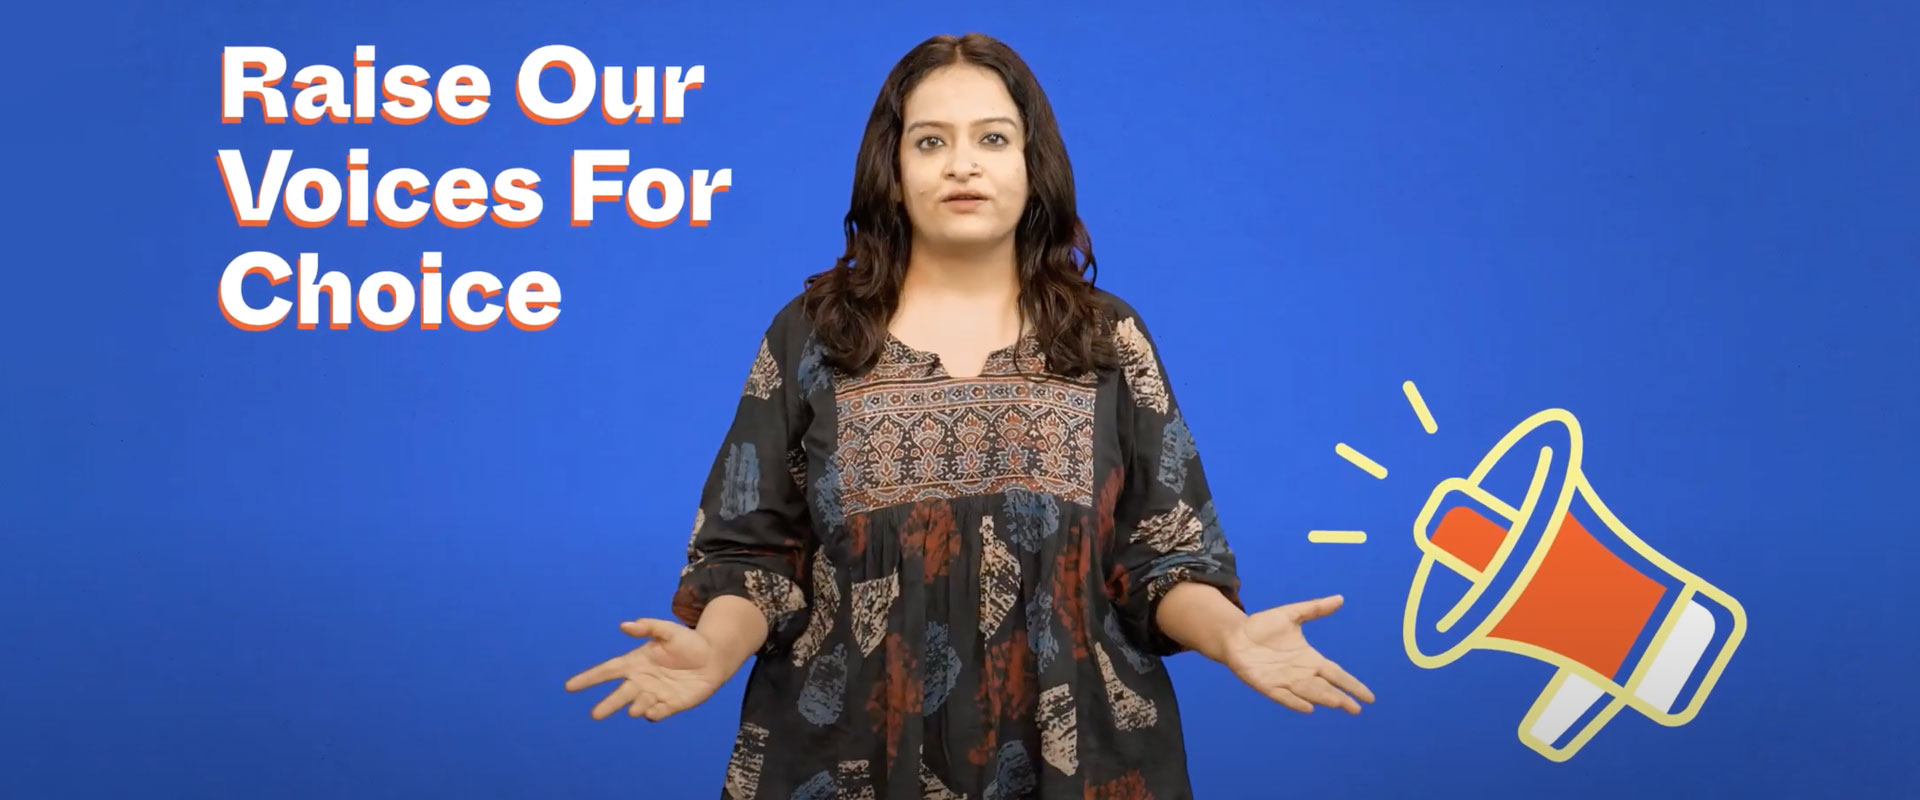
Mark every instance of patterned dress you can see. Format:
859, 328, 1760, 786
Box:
672, 288, 1242, 800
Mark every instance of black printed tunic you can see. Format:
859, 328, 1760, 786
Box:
671, 288, 1243, 800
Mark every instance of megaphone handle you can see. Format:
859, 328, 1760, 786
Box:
1519, 668, 1618, 760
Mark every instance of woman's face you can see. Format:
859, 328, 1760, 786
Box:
896, 63, 1029, 254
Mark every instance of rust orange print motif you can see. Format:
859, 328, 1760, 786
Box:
969, 630, 1035, 766
847, 514, 871, 558
1086, 769, 1153, 799
1096, 466, 1123, 558
901, 500, 960, 580
866, 632, 922, 769
669, 581, 701, 627
1053, 519, 1093, 660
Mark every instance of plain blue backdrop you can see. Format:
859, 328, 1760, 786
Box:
7, 1, 1916, 797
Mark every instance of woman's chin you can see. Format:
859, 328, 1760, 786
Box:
917, 226, 1016, 252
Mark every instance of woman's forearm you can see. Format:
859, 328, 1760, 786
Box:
696, 594, 771, 675
1153, 582, 1247, 662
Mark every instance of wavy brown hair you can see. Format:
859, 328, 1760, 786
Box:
799, 32, 1119, 378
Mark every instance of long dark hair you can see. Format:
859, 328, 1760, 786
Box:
799, 32, 1119, 378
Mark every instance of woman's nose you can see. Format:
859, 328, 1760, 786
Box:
945, 153, 982, 178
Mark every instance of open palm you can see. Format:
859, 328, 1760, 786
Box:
1221, 595, 1375, 714
564, 618, 729, 722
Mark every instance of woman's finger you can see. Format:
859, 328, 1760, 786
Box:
1263, 685, 1314, 714
628, 687, 658, 718
620, 618, 679, 643
1320, 660, 1375, 705
1288, 595, 1345, 624
626, 673, 670, 717
591, 679, 642, 720
563, 654, 631, 692
1296, 676, 1361, 714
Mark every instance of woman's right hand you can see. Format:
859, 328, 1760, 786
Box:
565, 617, 733, 722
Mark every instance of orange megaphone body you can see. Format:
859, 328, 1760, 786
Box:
1403, 409, 1748, 761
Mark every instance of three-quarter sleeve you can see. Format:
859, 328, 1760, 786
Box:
1106, 302, 1244, 656
671, 301, 814, 656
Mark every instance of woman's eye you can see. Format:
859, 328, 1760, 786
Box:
916, 136, 944, 149
983, 132, 1008, 145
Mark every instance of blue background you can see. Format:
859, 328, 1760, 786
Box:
8, 1, 1917, 797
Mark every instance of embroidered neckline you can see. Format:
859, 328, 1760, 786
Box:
883, 331, 1041, 379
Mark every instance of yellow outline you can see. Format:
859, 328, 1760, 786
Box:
1401, 408, 1748, 762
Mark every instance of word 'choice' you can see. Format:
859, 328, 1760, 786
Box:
220, 252, 558, 332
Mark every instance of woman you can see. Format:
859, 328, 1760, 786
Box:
567, 32, 1373, 799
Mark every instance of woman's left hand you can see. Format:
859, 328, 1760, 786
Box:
1219, 594, 1375, 714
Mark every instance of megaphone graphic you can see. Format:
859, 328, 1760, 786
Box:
1403, 409, 1747, 762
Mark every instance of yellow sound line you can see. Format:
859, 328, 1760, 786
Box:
1335, 443, 1388, 478
1308, 530, 1368, 544
1403, 380, 1438, 434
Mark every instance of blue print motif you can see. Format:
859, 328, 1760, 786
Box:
798, 643, 848, 726
985, 741, 1037, 800
1027, 589, 1058, 671
1103, 610, 1157, 674
1197, 499, 1229, 562
812, 451, 845, 532
720, 442, 760, 519
1002, 487, 1060, 553
797, 334, 833, 397
923, 622, 960, 714
789, 770, 836, 800
1144, 551, 1216, 583
1157, 412, 1196, 492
